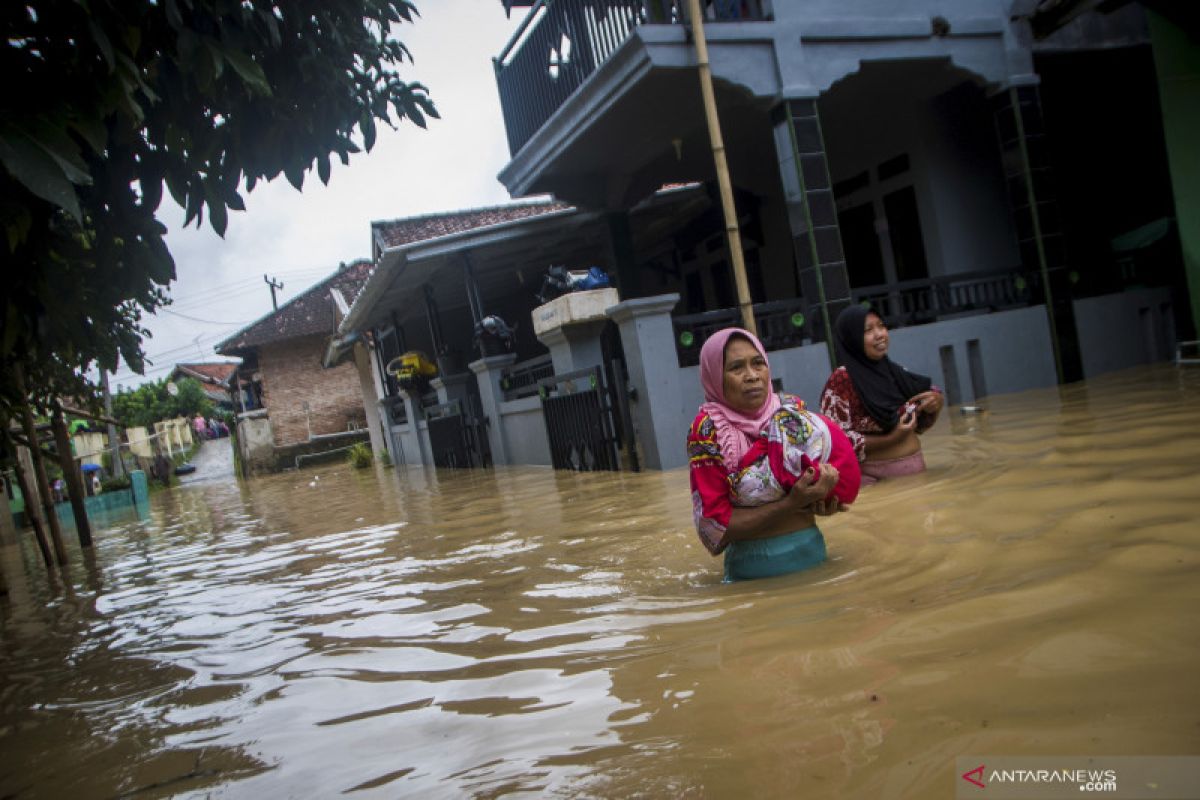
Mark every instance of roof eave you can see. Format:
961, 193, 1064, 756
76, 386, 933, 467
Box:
339, 206, 581, 337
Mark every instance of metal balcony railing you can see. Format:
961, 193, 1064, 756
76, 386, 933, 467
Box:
500, 354, 556, 401
494, 0, 770, 156
671, 268, 1041, 367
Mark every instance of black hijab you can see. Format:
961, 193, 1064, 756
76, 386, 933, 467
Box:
833, 305, 932, 431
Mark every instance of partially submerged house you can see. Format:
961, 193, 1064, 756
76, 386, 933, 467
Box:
216, 260, 377, 473
169, 362, 238, 412
333, 0, 1193, 473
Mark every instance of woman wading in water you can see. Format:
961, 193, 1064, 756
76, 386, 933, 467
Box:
686, 328, 859, 582
820, 306, 943, 484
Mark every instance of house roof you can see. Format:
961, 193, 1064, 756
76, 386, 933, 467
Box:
342, 184, 708, 338
371, 200, 570, 252
173, 362, 238, 386
215, 259, 374, 356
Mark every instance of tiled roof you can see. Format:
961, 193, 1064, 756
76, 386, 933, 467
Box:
371, 200, 571, 250
174, 362, 238, 385
216, 259, 374, 355
198, 383, 231, 403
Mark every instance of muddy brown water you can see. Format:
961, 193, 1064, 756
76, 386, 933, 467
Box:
2, 365, 1199, 798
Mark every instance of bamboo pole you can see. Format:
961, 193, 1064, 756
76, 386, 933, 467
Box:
0, 416, 52, 569
12, 365, 68, 565
685, 0, 757, 336
51, 403, 93, 548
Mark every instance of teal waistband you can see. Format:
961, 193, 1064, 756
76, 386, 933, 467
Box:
723, 525, 826, 582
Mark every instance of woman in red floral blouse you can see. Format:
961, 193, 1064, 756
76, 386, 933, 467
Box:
820, 306, 943, 483
687, 328, 858, 581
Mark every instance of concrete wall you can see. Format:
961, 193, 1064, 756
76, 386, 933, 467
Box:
125, 426, 154, 459
388, 420, 428, 468
258, 335, 367, 447
70, 432, 108, 467
236, 411, 274, 473
885, 305, 1057, 405
498, 397, 552, 466
1074, 287, 1175, 378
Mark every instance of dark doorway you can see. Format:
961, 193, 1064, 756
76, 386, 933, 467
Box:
838, 202, 886, 286
883, 186, 929, 282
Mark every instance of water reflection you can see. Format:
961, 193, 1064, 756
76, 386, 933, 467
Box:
2, 365, 1199, 798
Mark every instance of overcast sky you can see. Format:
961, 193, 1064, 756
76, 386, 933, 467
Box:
111, 2, 525, 390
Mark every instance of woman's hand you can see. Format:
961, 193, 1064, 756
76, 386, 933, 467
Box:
909, 390, 943, 416
794, 463, 839, 508
812, 497, 848, 516
723, 464, 840, 544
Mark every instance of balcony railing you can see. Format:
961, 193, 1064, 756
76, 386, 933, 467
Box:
671, 268, 1040, 367
500, 354, 556, 401
673, 297, 811, 367
495, 0, 771, 156
851, 268, 1039, 329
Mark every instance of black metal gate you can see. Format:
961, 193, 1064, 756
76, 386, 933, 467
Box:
538, 366, 622, 471
425, 396, 491, 469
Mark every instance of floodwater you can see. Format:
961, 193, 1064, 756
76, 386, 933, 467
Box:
2, 365, 1198, 799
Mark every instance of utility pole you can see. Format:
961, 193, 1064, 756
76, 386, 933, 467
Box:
100, 369, 124, 477
264, 274, 284, 311
686, 0, 757, 336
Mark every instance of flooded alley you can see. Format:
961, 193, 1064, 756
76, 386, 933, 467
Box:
2, 365, 1199, 798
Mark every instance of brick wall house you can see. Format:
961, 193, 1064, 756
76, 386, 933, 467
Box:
257, 335, 367, 447
216, 260, 375, 473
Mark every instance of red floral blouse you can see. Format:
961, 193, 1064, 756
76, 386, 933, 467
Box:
819, 366, 938, 462
687, 394, 831, 556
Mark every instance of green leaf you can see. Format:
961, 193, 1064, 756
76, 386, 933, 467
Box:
21, 119, 93, 186
223, 48, 271, 96
208, 196, 228, 236
165, 0, 184, 29
0, 128, 83, 221
361, 112, 376, 151
284, 164, 304, 191
88, 20, 116, 71
68, 117, 107, 156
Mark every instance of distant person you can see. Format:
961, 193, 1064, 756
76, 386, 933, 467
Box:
687, 327, 859, 582
193, 414, 208, 440
820, 306, 943, 484
91, 473, 102, 495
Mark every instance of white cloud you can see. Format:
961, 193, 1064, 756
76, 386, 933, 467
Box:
112, 2, 524, 387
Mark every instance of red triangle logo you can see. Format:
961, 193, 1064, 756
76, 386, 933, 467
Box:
962, 764, 986, 788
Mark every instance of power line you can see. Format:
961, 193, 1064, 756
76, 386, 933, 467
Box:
160, 308, 254, 325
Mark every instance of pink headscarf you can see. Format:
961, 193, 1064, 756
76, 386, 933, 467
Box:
699, 327, 781, 469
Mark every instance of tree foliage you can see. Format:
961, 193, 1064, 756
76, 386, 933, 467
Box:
0, 0, 436, 410
112, 377, 213, 428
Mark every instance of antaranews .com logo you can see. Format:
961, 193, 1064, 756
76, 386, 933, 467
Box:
954, 756, 1200, 799
960, 763, 1117, 792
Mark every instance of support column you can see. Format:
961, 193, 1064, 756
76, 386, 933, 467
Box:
431, 373, 474, 408
469, 352, 519, 465
992, 83, 1082, 384
606, 293, 685, 470
771, 97, 852, 366
396, 390, 425, 466
536, 321, 608, 375
606, 211, 639, 300
352, 342, 386, 458
533, 287, 620, 374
